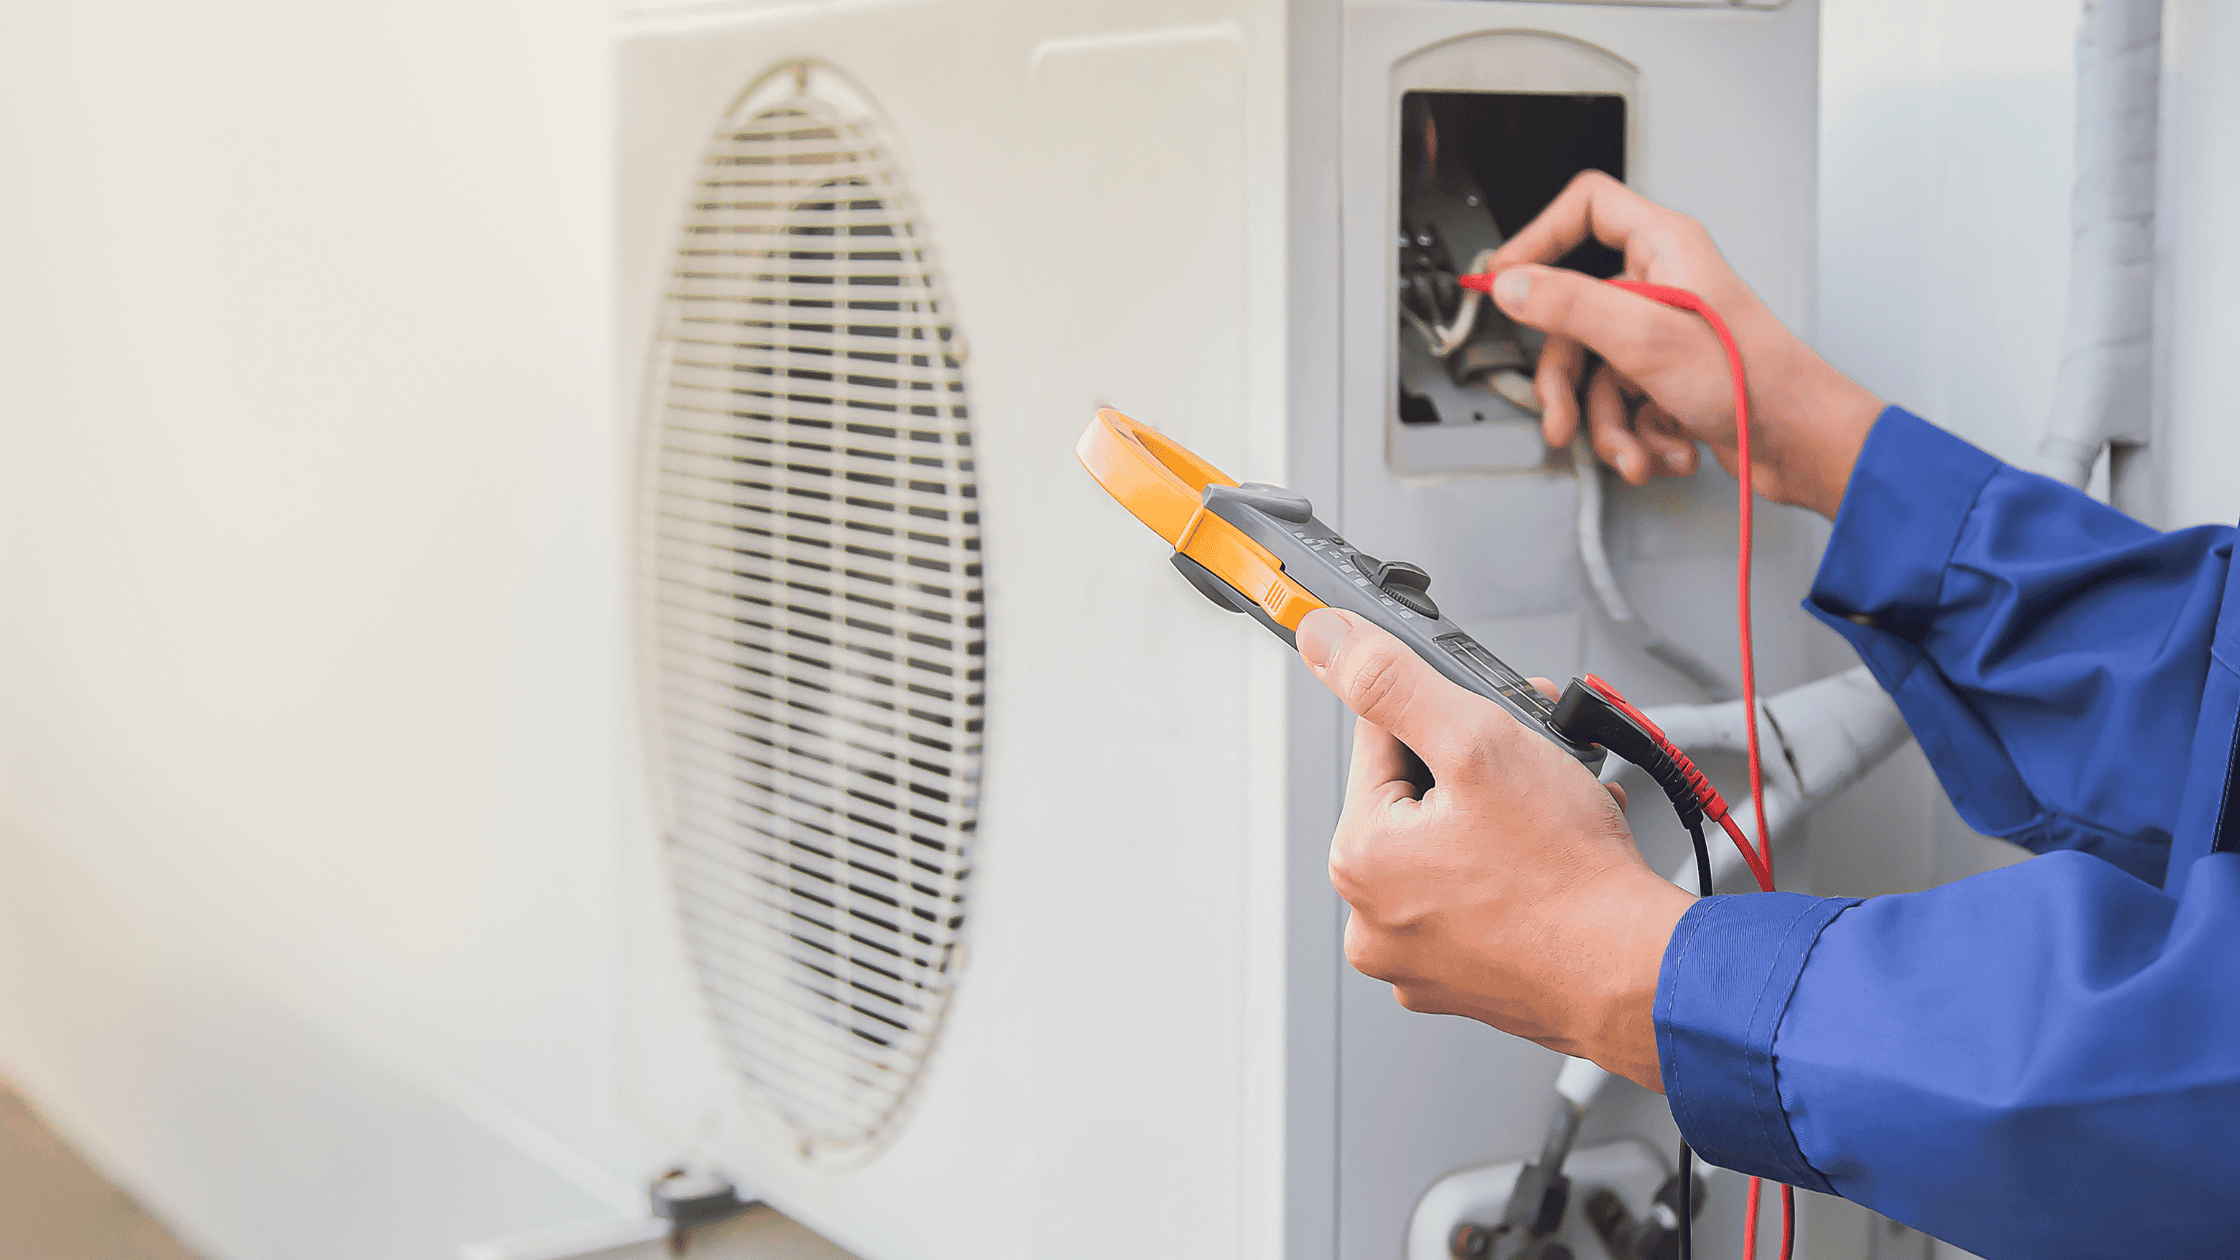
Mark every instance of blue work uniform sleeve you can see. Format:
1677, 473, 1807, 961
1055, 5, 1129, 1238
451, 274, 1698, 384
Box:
1661, 856, 2240, 1258
1805, 407, 2234, 884
1658, 407, 2240, 1255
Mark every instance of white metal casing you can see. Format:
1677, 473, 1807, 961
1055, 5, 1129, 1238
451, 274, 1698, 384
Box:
614, 3, 1819, 1258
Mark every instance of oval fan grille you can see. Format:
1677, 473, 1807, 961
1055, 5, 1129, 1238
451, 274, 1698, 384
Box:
642, 66, 982, 1160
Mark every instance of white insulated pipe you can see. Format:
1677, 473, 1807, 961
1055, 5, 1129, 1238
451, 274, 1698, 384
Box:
2035, 0, 2163, 491
1598, 667, 1909, 871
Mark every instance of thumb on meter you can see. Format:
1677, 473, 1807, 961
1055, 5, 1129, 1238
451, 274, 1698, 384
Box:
1296, 607, 1522, 792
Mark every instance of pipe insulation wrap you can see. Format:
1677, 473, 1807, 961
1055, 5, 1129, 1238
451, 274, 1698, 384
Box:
1631, 666, 1907, 807
1757, 667, 1911, 801
2037, 0, 2163, 488
1613, 695, 1797, 795
1603, 667, 1910, 889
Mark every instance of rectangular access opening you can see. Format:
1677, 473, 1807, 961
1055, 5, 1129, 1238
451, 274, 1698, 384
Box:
1395, 91, 1625, 435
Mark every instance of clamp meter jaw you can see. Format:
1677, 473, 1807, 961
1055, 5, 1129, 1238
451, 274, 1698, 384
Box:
1188, 482, 1606, 773
1077, 409, 1605, 774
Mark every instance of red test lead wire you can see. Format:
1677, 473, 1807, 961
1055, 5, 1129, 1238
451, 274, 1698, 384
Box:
1602, 281, 1775, 893
1460, 269, 1795, 1260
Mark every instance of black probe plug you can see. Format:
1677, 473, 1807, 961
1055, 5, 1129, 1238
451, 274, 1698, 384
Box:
1549, 676, 1732, 834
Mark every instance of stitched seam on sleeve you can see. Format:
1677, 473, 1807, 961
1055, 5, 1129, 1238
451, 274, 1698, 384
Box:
1761, 899, 1859, 1193
2024, 808, 2172, 853
2205, 710, 2240, 858
1660, 904, 1708, 1150
1881, 645, 1925, 693
2208, 639, 2240, 677
1924, 459, 2001, 620
1742, 899, 1824, 1186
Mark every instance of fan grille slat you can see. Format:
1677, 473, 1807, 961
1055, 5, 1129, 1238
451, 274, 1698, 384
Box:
639, 75, 980, 1160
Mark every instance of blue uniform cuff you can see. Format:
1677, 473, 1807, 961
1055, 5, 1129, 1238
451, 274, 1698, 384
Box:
1657, 891, 1859, 1192
1805, 407, 2001, 688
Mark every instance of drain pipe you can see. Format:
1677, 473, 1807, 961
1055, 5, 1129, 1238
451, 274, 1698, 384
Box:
2034, 0, 2163, 499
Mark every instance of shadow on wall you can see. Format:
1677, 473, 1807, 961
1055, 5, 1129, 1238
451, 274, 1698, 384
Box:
0, 1075, 202, 1260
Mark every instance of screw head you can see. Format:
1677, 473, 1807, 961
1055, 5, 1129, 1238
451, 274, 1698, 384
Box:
1448, 1223, 1496, 1258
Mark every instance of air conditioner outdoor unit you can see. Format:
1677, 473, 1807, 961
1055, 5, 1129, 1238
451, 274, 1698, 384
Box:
612, 3, 1821, 1257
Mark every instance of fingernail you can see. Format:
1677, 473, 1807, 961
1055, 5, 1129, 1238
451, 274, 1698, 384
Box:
1666, 449, 1690, 471
1494, 269, 1531, 306
1297, 608, 1347, 668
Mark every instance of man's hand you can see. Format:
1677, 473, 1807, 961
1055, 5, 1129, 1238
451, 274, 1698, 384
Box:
1484, 171, 1882, 518
1297, 606, 1692, 1090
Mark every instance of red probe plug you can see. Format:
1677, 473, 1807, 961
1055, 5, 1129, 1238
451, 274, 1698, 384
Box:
1550, 676, 1773, 893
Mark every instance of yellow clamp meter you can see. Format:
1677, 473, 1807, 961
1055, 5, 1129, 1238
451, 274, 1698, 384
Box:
1076, 408, 1604, 772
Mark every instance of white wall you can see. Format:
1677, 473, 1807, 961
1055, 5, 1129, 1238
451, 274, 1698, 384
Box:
1822, 0, 2239, 537
1818, 0, 2081, 465
0, 2, 667, 1256
2159, 0, 2240, 531
1810, 4, 2236, 1256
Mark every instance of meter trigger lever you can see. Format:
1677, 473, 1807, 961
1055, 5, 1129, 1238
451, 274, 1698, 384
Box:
1231, 482, 1314, 524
